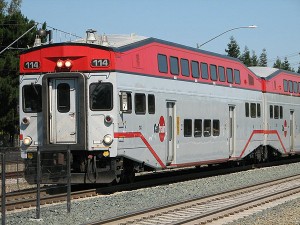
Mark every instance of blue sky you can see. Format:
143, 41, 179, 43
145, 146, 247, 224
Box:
21, 0, 300, 69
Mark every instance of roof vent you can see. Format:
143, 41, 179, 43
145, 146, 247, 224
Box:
86, 29, 97, 43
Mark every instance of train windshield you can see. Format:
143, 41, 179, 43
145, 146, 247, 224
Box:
22, 84, 42, 113
89, 82, 113, 110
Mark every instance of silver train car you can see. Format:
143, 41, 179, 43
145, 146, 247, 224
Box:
19, 30, 300, 183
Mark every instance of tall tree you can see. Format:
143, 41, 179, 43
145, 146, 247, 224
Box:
258, 48, 268, 67
281, 57, 292, 71
273, 57, 282, 69
251, 50, 258, 66
240, 46, 252, 66
225, 36, 240, 59
0, 0, 37, 146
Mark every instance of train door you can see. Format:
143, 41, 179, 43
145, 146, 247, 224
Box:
229, 105, 236, 156
166, 101, 176, 165
49, 79, 78, 144
290, 110, 295, 151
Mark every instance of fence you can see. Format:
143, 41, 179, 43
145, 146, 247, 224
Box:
0, 147, 71, 225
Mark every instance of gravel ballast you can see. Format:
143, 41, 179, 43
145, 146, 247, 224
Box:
3, 162, 300, 225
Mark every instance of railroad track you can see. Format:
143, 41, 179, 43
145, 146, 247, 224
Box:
2, 157, 300, 213
89, 174, 300, 225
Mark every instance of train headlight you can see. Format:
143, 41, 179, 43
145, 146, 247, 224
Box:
56, 59, 64, 68
103, 134, 113, 146
23, 136, 32, 146
104, 115, 113, 124
22, 116, 30, 125
64, 59, 72, 68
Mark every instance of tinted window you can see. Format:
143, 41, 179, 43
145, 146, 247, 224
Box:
283, 80, 288, 92
213, 120, 220, 136
210, 64, 218, 81
280, 106, 283, 119
250, 103, 256, 118
294, 81, 298, 93
289, 80, 293, 93
57, 83, 70, 113
204, 119, 211, 137
234, 69, 241, 84
90, 83, 113, 110
170, 56, 179, 75
257, 103, 261, 117
148, 94, 155, 114
227, 68, 233, 83
218, 66, 226, 82
135, 93, 146, 114
23, 84, 42, 113
201, 62, 208, 79
158, 54, 168, 73
270, 105, 273, 118
191, 61, 200, 78
181, 58, 190, 76
194, 119, 202, 137
274, 105, 279, 119
245, 102, 249, 117
184, 119, 192, 137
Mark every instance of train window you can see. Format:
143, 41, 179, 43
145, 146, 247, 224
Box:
22, 84, 42, 113
218, 66, 226, 82
181, 58, 190, 77
194, 119, 202, 137
184, 119, 192, 137
213, 120, 220, 136
293, 81, 298, 93
57, 83, 70, 113
234, 69, 241, 84
299, 83, 300, 93
245, 103, 249, 117
158, 54, 168, 73
289, 80, 293, 93
283, 80, 288, 92
201, 62, 209, 79
210, 64, 218, 81
280, 106, 283, 119
257, 103, 261, 117
204, 120, 211, 137
170, 56, 179, 75
270, 105, 273, 118
248, 74, 254, 85
148, 94, 155, 114
135, 93, 146, 114
90, 83, 113, 111
191, 61, 200, 78
226, 68, 233, 83
119, 92, 132, 113
250, 103, 256, 118
274, 105, 279, 119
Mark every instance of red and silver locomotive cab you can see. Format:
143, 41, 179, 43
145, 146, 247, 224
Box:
20, 30, 147, 183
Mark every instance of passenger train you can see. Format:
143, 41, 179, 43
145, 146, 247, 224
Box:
19, 29, 300, 183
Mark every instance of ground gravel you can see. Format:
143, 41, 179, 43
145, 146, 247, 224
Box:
3, 162, 300, 225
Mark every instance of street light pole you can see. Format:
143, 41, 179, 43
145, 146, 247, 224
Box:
197, 25, 257, 48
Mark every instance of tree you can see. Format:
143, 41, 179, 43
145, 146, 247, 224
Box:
281, 57, 293, 71
251, 50, 258, 66
258, 48, 268, 67
225, 36, 240, 59
298, 63, 300, 74
240, 46, 252, 66
273, 57, 282, 69
0, 0, 37, 146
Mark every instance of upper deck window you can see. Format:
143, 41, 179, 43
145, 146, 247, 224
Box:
191, 61, 199, 78
283, 80, 288, 92
90, 83, 113, 111
210, 65, 218, 81
226, 68, 233, 83
248, 74, 254, 85
294, 81, 298, 93
158, 54, 168, 73
201, 62, 208, 79
289, 80, 293, 93
234, 69, 241, 84
218, 66, 226, 82
22, 84, 42, 113
180, 58, 190, 77
170, 56, 179, 75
